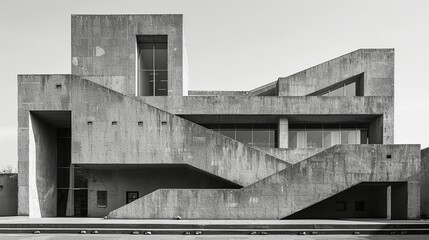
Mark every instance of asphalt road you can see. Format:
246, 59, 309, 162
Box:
1, 234, 429, 240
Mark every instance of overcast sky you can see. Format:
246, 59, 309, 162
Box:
1, 0, 428, 170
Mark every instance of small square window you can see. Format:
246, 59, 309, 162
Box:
112, 121, 118, 125
355, 201, 365, 211
87, 121, 93, 125
336, 201, 346, 211
97, 191, 107, 208
56, 84, 62, 89
0, 185, 3, 191
138, 121, 143, 127
126, 191, 139, 204
386, 154, 392, 159
161, 121, 167, 125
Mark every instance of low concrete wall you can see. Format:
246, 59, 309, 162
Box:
0, 174, 18, 216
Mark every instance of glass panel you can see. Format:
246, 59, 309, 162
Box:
345, 82, 356, 96
307, 131, 322, 148
253, 130, 270, 148
360, 130, 368, 144
57, 137, 71, 167
356, 130, 361, 143
126, 191, 139, 204
270, 130, 277, 148
324, 131, 340, 147
297, 131, 307, 148
155, 71, 168, 96
154, 43, 167, 70
97, 191, 107, 208
323, 131, 332, 148
74, 167, 88, 189
341, 130, 357, 144
57, 189, 70, 217
74, 190, 88, 217
57, 168, 70, 188
288, 131, 298, 148
236, 130, 252, 145
220, 130, 235, 139
330, 86, 344, 96
139, 44, 153, 70
331, 131, 341, 145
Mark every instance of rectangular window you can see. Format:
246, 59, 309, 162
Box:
323, 131, 340, 148
341, 130, 357, 144
137, 35, 168, 96
289, 123, 368, 148
97, 191, 107, 208
288, 131, 298, 149
307, 131, 322, 148
126, 191, 139, 204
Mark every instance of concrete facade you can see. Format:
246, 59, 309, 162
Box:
16, 14, 425, 220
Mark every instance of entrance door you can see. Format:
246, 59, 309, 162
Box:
74, 189, 88, 217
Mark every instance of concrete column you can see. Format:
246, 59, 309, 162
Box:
278, 117, 288, 148
407, 181, 420, 219
386, 186, 391, 220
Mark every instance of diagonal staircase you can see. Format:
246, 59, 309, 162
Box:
107, 144, 420, 219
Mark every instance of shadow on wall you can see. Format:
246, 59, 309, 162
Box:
0, 173, 18, 216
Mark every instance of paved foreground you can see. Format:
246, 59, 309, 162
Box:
1, 234, 429, 240
1, 217, 429, 236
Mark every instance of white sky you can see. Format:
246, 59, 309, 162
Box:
1, 0, 429, 169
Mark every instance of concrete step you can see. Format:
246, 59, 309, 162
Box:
1, 228, 429, 235
1, 223, 429, 235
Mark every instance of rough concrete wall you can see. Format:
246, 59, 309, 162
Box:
277, 49, 394, 97
29, 114, 57, 217
421, 147, 429, 218
82, 76, 127, 94
188, 91, 248, 96
0, 174, 18, 216
18, 75, 288, 189
108, 145, 420, 219
71, 15, 183, 96
18, 75, 72, 216
140, 96, 393, 116
87, 167, 239, 217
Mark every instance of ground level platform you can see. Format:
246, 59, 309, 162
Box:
0, 217, 429, 235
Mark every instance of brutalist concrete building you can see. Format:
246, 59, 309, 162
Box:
17, 14, 425, 219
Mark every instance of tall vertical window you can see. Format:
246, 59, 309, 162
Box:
137, 35, 168, 96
